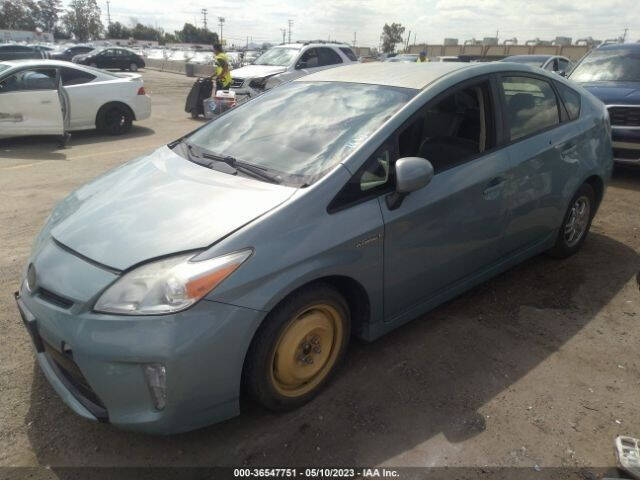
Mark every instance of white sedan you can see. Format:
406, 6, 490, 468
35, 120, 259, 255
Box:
0, 59, 151, 139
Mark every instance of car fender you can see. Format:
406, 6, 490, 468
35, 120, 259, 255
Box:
198, 165, 386, 334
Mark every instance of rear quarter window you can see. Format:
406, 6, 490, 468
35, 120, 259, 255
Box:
556, 82, 581, 121
501, 76, 560, 141
340, 47, 358, 61
61, 67, 97, 86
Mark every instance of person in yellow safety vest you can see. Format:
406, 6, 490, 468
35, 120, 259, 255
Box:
213, 43, 232, 89
416, 51, 428, 63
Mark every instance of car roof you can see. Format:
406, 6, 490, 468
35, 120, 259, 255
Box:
298, 62, 471, 89
504, 55, 553, 61
0, 59, 87, 68
276, 43, 351, 49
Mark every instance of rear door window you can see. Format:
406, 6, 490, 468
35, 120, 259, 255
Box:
318, 48, 343, 66
501, 76, 560, 141
61, 67, 96, 86
298, 48, 319, 68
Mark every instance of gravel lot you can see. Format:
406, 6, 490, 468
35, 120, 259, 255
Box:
0, 69, 639, 476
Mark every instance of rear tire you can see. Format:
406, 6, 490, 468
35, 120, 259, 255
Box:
243, 284, 350, 412
97, 104, 133, 135
548, 183, 595, 258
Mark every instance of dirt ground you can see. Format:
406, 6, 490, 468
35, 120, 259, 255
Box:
0, 69, 639, 476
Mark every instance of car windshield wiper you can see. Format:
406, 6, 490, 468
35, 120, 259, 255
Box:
173, 140, 287, 185
197, 148, 283, 185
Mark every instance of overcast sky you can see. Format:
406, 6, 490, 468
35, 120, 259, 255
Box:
70, 0, 638, 47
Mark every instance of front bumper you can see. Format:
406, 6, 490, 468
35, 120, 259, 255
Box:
16, 281, 264, 434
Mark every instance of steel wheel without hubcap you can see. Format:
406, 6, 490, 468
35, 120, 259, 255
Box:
564, 195, 590, 247
270, 304, 344, 398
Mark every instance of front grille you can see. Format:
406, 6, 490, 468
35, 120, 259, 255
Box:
43, 341, 107, 415
231, 78, 244, 88
614, 148, 640, 160
608, 106, 640, 127
38, 288, 73, 309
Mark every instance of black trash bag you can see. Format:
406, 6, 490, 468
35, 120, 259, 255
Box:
185, 77, 213, 117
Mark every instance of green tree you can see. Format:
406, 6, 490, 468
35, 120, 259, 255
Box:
174, 23, 218, 44
381, 22, 405, 53
131, 23, 159, 41
53, 25, 71, 39
63, 0, 103, 41
161, 31, 177, 45
107, 21, 131, 39
0, 0, 36, 29
36, 0, 61, 32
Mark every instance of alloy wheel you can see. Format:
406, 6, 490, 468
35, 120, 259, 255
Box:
564, 195, 591, 248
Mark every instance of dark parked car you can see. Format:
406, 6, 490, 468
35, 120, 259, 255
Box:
0, 44, 46, 61
501, 55, 574, 76
569, 43, 640, 166
73, 47, 145, 71
51, 45, 95, 62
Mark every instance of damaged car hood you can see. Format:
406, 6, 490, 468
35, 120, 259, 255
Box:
46, 146, 296, 271
231, 64, 287, 79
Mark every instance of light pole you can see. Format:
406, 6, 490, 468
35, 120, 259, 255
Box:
201, 9, 208, 30
218, 17, 225, 44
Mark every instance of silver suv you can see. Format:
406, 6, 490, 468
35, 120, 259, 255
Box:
230, 41, 358, 99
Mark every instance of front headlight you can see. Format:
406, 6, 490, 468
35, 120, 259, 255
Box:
94, 249, 252, 315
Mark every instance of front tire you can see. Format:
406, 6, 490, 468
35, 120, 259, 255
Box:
130, 63, 138, 72
548, 183, 595, 258
243, 284, 350, 411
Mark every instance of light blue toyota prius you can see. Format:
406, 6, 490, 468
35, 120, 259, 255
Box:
16, 62, 613, 434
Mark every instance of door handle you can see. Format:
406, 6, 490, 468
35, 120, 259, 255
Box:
483, 177, 506, 199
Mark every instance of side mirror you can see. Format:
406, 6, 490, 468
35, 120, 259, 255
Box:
386, 157, 434, 210
558, 70, 567, 77
295, 60, 307, 69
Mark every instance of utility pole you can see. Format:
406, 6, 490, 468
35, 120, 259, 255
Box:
201, 9, 208, 30
218, 17, 225, 43
280, 28, 286, 44
106, 0, 111, 26
622, 28, 628, 42
287, 19, 293, 44
353, 31, 356, 47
